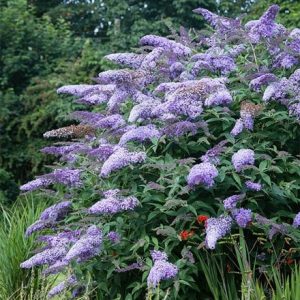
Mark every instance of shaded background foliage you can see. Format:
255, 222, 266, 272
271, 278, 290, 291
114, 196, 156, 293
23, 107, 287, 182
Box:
0, 0, 299, 205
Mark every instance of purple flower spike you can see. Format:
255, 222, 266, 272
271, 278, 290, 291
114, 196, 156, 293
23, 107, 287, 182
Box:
40, 201, 72, 221
97, 70, 132, 84
201, 140, 227, 165
20, 246, 67, 268
100, 147, 146, 177
193, 8, 240, 35
241, 113, 254, 130
170, 62, 185, 78
104, 53, 145, 69
41, 143, 88, 158
38, 230, 81, 248
211, 55, 236, 75
228, 44, 246, 57
150, 250, 168, 262
147, 260, 178, 288
245, 5, 286, 44
162, 121, 200, 138
65, 225, 102, 263
293, 212, 300, 228
94, 114, 126, 130
193, 8, 220, 28
89, 197, 121, 214
88, 191, 139, 215
140, 47, 165, 70
20, 178, 52, 192
232, 149, 255, 172
47, 168, 82, 187
128, 100, 162, 122
25, 220, 52, 237
287, 29, 300, 54
223, 194, 245, 210
140, 35, 191, 57
25, 201, 72, 236
233, 208, 252, 228
273, 52, 298, 69
289, 103, 300, 121
71, 111, 104, 124
245, 180, 262, 191
23, 169, 82, 190
230, 119, 244, 136
204, 90, 232, 107
205, 216, 232, 249
249, 73, 278, 91
107, 231, 121, 244
103, 189, 120, 198
57, 84, 96, 97
187, 162, 218, 188
43, 260, 69, 276
107, 88, 130, 112
47, 275, 77, 299
119, 125, 160, 145
120, 196, 139, 211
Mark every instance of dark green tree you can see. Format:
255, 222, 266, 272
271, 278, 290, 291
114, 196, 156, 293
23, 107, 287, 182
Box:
31, 0, 217, 42
0, 0, 84, 203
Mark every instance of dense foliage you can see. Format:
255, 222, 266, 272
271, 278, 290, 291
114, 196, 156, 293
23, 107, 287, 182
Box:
18, 4, 300, 299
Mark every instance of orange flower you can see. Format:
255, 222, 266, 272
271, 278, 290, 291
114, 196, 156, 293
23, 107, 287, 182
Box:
197, 215, 209, 224
180, 230, 194, 240
286, 257, 294, 265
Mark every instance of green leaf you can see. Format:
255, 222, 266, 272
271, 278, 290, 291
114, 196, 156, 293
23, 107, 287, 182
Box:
232, 172, 242, 187
259, 160, 268, 172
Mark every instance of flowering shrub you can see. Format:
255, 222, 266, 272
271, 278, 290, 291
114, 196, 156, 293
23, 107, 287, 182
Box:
20, 5, 300, 299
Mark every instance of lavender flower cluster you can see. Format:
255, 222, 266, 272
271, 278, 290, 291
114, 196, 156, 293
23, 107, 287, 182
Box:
20, 168, 82, 192
262, 68, 300, 121
88, 189, 139, 215
147, 251, 178, 288
187, 162, 218, 188
205, 216, 233, 249
232, 149, 255, 172
25, 201, 72, 236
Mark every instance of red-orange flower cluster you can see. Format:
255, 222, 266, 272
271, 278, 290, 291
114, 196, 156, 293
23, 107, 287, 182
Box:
180, 230, 194, 240
197, 215, 209, 224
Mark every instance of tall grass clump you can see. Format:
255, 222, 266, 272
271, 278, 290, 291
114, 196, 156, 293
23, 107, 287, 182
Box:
0, 195, 50, 299
17, 4, 300, 299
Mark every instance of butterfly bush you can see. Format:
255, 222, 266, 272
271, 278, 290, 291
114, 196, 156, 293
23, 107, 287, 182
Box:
20, 5, 300, 298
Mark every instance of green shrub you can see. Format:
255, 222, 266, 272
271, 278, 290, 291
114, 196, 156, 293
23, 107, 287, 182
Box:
11, 3, 300, 300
